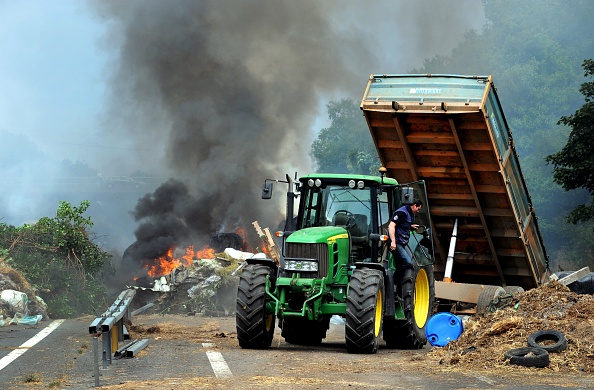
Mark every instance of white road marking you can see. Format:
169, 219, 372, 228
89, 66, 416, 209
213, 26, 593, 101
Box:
202, 342, 232, 378
0, 319, 65, 371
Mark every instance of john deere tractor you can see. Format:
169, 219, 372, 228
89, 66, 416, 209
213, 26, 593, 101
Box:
236, 169, 435, 353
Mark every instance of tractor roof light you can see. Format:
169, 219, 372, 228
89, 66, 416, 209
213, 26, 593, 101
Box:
357, 180, 365, 189
348, 180, 356, 188
307, 179, 315, 187
315, 179, 322, 187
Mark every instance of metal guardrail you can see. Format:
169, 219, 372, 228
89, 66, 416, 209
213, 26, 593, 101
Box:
88, 289, 149, 387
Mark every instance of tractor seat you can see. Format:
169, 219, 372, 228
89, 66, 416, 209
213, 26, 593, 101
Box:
332, 213, 350, 227
350, 214, 369, 245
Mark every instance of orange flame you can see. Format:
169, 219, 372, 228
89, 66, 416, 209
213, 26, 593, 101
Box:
195, 245, 215, 259
146, 246, 196, 278
235, 227, 249, 251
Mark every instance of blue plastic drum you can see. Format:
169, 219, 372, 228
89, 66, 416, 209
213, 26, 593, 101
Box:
425, 312, 464, 347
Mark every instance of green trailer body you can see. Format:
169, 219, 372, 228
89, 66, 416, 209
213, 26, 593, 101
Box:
361, 74, 549, 291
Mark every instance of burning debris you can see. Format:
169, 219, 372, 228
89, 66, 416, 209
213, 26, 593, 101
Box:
122, 222, 274, 316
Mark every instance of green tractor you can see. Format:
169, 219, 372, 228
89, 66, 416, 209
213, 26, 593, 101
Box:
236, 169, 435, 353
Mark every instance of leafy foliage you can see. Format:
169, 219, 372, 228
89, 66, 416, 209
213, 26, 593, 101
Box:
0, 201, 112, 318
311, 98, 380, 175
546, 59, 594, 224
412, 0, 594, 267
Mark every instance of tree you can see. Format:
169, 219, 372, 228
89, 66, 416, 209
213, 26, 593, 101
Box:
0, 201, 112, 317
311, 98, 380, 175
412, 0, 594, 266
545, 59, 594, 224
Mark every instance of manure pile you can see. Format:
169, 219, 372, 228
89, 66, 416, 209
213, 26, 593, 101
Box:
429, 281, 594, 372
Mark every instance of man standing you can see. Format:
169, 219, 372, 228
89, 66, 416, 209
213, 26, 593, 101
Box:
388, 199, 423, 296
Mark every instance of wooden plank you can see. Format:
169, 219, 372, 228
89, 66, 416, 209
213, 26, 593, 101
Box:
435, 222, 484, 230
468, 163, 500, 172
490, 228, 519, 238
482, 208, 514, 217
415, 150, 460, 157
496, 248, 527, 257
406, 133, 456, 144
376, 139, 403, 148
474, 185, 506, 193
428, 193, 474, 201
385, 161, 411, 169
429, 206, 479, 217
417, 167, 466, 175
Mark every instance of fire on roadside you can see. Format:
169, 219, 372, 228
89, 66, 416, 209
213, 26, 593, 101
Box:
141, 228, 250, 278
144, 245, 215, 278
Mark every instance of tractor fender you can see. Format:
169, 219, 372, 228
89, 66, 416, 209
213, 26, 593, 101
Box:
245, 258, 279, 274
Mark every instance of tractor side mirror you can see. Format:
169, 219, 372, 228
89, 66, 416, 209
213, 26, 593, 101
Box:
400, 187, 414, 205
262, 181, 273, 199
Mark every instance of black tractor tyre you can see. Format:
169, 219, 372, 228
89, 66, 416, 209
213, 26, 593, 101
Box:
476, 285, 505, 313
383, 263, 435, 349
281, 316, 330, 346
527, 329, 568, 353
236, 264, 275, 349
504, 347, 550, 368
503, 285, 525, 294
345, 268, 384, 354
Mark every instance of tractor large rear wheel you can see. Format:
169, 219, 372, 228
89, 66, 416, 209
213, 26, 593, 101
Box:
384, 263, 434, 349
345, 268, 384, 354
236, 264, 275, 349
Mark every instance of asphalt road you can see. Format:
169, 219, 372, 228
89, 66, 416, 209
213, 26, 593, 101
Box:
1, 314, 593, 389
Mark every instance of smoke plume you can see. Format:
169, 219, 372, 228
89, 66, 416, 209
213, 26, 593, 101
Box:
90, 0, 484, 260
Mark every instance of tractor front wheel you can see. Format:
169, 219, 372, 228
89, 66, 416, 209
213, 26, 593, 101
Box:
236, 264, 275, 349
345, 267, 384, 354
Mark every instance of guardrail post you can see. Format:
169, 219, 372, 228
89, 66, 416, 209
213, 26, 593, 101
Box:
88, 288, 137, 385
102, 331, 112, 365
93, 335, 100, 387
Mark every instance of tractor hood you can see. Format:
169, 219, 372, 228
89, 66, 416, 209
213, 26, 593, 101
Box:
286, 226, 349, 244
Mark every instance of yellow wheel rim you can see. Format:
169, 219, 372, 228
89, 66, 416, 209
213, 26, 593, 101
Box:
374, 288, 383, 336
265, 314, 274, 332
413, 268, 430, 328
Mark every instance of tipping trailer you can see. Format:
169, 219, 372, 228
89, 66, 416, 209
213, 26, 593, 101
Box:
360, 74, 550, 311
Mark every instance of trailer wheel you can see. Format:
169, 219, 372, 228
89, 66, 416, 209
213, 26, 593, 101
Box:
236, 264, 275, 349
504, 347, 550, 368
345, 268, 384, 354
384, 263, 434, 349
527, 330, 567, 353
476, 285, 505, 313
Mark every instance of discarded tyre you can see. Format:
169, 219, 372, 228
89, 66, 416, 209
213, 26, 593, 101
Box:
504, 347, 550, 368
527, 329, 568, 353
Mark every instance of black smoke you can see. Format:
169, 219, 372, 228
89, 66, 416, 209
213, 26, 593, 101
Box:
90, 0, 484, 265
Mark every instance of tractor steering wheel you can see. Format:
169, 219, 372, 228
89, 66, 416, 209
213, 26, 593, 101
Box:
333, 210, 356, 228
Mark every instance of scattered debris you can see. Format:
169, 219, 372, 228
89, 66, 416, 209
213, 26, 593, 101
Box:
429, 281, 594, 372
0, 265, 48, 325
128, 249, 261, 316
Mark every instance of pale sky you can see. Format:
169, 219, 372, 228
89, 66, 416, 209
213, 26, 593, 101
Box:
0, 0, 109, 163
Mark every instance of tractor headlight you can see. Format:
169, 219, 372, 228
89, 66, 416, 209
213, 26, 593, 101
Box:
284, 260, 319, 272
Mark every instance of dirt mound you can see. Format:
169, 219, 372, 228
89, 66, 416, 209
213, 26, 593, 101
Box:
429, 281, 594, 372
